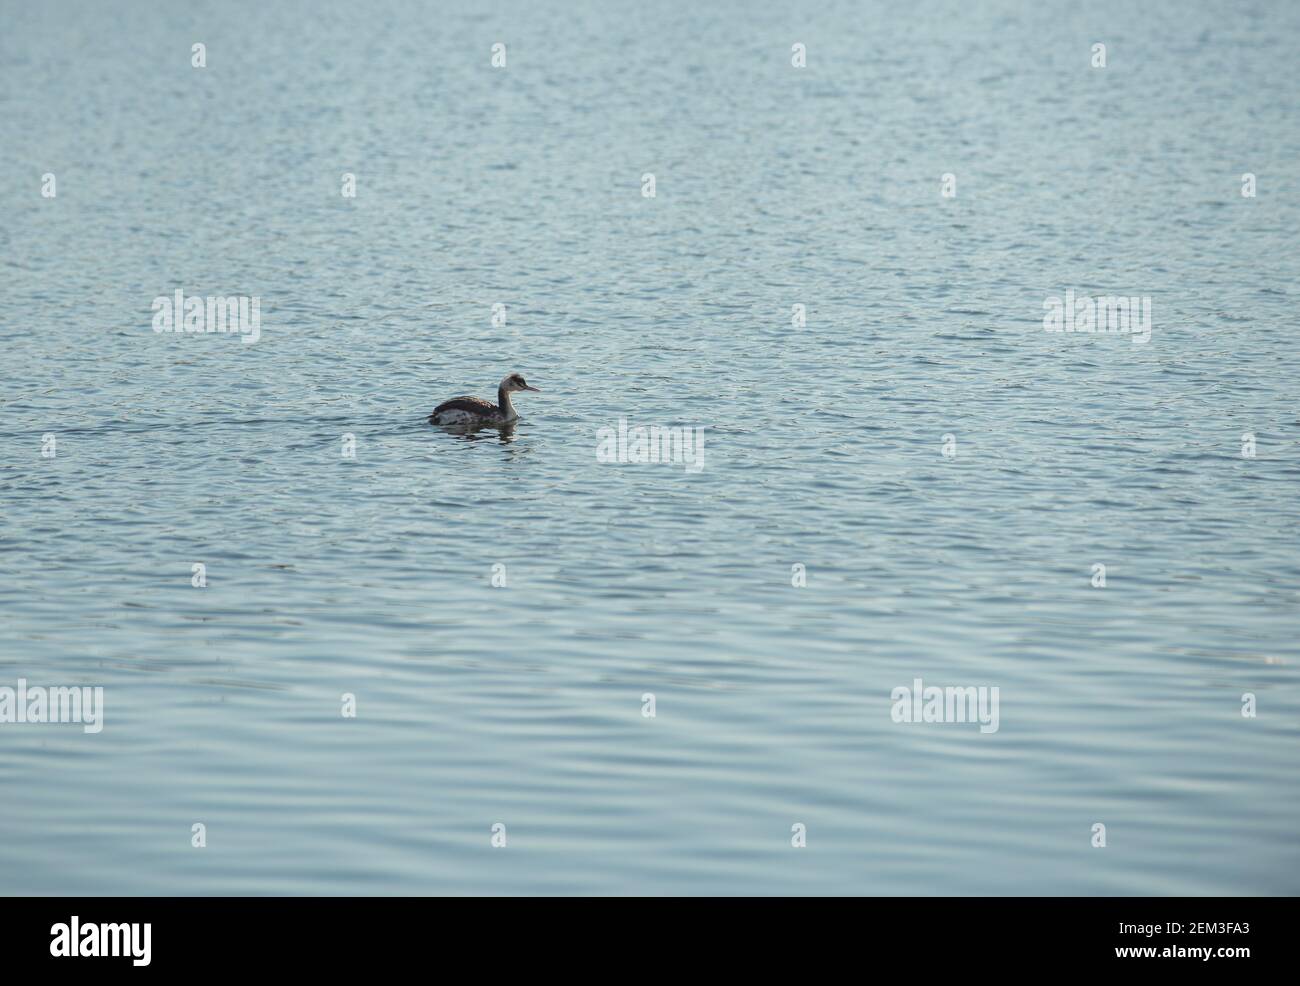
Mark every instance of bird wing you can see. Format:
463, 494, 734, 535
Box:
429, 396, 495, 419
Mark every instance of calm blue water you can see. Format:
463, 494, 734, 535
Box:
2, 0, 1298, 895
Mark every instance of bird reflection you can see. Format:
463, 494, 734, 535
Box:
434, 420, 519, 444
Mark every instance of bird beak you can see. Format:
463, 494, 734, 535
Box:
523, 384, 541, 392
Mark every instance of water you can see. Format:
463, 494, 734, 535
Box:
2, 0, 1298, 895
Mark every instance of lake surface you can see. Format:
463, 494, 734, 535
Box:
2, 0, 1298, 895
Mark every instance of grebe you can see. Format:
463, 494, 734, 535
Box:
428, 372, 541, 427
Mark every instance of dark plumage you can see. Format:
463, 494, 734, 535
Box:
428, 396, 497, 422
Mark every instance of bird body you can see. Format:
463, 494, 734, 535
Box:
429, 373, 540, 427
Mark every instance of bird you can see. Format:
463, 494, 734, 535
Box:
428, 372, 541, 427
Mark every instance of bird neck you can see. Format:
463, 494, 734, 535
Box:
497, 383, 516, 419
